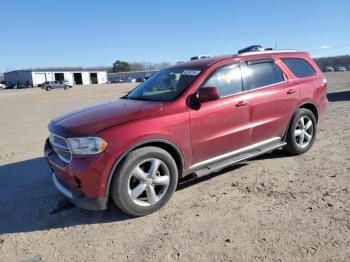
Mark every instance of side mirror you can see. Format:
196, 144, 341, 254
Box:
198, 87, 220, 103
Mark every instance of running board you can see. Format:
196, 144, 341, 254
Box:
193, 141, 286, 178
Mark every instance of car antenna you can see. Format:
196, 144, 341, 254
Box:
274, 41, 278, 50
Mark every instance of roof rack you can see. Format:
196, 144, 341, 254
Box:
190, 55, 212, 61
237, 49, 298, 56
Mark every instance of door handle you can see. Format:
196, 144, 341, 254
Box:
236, 101, 248, 107
287, 89, 296, 94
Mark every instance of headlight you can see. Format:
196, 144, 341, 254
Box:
67, 137, 108, 155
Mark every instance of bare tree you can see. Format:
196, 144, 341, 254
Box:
124, 61, 172, 71
314, 55, 350, 70
129, 62, 146, 71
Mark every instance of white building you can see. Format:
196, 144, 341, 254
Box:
4, 70, 107, 87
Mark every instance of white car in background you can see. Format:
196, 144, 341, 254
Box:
325, 66, 334, 72
0, 83, 6, 89
127, 77, 136, 83
337, 66, 347, 72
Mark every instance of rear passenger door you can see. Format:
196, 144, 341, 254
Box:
241, 58, 300, 144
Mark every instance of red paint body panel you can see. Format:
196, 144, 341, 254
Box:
45, 51, 328, 201
248, 80, 301, 143
189, 93, 252, 162
45, 139, 115, 198
100, 103, 193, 170
49, 99, 164, 136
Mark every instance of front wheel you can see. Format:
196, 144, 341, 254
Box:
111, 147, 178, 217
285, 108, 317, 155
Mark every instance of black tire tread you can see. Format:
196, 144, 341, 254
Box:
110, 146, 178, 217
285, 108, 317, 155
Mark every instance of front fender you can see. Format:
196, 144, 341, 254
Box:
102, 138, 186, 199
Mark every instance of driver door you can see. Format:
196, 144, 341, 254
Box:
189, 63, 252, 165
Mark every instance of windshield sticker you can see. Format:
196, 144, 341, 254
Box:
182, 70, 201, 76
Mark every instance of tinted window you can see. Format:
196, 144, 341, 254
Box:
244, 60, 285, 90
282, 58, 315, 77
201, 63, 243, 97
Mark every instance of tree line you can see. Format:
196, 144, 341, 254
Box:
313, 55, 350, 70
1, 55, 349, 82
111, 56, 350, 72
15, 61, 172, 74
111, 61, 171, 72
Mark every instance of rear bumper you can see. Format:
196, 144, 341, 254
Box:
52, 171, 107, 211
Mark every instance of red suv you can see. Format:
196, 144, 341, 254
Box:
45, 49, 328, 216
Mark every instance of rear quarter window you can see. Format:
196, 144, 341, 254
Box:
281, 58, 316, 78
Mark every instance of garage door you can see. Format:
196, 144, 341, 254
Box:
35, 73, 47, 86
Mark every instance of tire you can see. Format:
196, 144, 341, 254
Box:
46, 86, 52, 91
111, 146, 178, 217
284, 108, 317, 155
64, 85, 68, 90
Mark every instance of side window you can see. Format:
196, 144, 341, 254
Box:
201, 63, 243, 97
243, 60, 285, 90
281, 58, 316, 78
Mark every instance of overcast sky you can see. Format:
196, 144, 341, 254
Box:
0, 0, 349, 72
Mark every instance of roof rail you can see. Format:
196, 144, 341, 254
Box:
237, 49, 298, 56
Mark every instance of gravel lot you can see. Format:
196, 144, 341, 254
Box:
0, 73, 349, 262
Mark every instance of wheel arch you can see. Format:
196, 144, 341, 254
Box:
104, 139, 185, 199
283, 102, 319, 140
298, 102, 319, 122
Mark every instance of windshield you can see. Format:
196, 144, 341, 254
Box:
126, 68, 201, 102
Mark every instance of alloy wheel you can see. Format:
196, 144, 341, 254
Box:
127, 158, 170, 207
294, 116, 314, 148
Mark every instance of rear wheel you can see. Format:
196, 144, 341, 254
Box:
285, 108, 317, 155
46, 86, 52, 91
111, 147, 178, 217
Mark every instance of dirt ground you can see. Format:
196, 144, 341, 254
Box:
0, 73, 349, 262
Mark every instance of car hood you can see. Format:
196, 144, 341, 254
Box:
49, 98, 163, 136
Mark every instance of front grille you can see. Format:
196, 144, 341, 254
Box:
49, 133, 72, 163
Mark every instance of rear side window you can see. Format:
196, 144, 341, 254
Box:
244, 60, 285, 90
201, 63, 243, 97
281, 58, 315, 77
